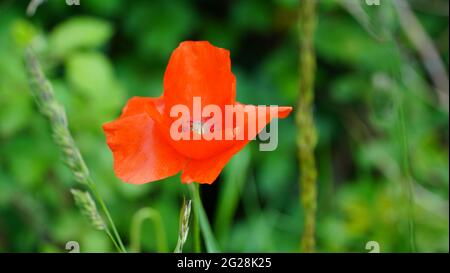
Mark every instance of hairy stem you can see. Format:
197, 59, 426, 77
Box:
297, 0, 318, 253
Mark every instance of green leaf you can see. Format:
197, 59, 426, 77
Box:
66, 52, 115, 98
64, 51, 124, 129
49, 17, 113, 58
11, 19, 38, 48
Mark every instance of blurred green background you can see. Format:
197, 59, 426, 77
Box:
0, 0, 448, 252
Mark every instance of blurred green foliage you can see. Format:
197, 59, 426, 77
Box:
0, 0, 448, 252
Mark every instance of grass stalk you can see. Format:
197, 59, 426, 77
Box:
25, 47, 127, 253
174, 199, 192, 253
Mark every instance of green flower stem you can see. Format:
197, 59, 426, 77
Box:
297, 0, 318, 253
193, 205, 201, 252
130, 207, 167, 253
189, 183, 220, 253
25, 47, 126, 253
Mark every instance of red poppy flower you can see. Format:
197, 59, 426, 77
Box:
103, 41, 292, 184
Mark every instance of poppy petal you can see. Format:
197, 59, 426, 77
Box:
103, 98, 188, 184
163, 41, 236, 113
181, 104, 292, 184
